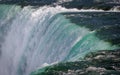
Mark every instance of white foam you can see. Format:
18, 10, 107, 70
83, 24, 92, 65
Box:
0, 5, 119, 75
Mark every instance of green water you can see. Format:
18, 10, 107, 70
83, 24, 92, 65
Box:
0, 4, 120, 75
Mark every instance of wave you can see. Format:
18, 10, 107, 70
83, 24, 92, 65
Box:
31, 49, 120, 75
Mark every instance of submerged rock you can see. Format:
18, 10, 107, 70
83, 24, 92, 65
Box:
31, 49, 120, 75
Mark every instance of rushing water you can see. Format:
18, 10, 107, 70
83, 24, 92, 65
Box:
0, 4, 120, 75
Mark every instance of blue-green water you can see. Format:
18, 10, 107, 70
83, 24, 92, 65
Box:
0, 4, 120, 75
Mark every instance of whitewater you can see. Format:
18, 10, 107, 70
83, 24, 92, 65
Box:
0, 4, 119, 75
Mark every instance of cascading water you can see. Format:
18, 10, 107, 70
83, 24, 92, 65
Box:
0, 4, 119, 75
0, 5, 82, 75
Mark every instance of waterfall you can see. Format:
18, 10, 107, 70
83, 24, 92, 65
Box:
0, 5, 119, 75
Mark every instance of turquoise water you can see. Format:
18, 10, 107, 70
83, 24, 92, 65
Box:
65, 32, 118, 61
0, 5, 119, 75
